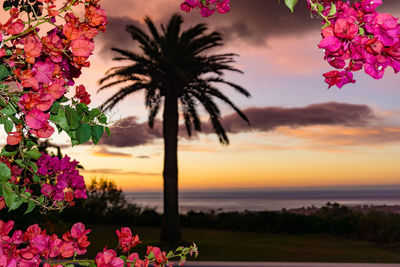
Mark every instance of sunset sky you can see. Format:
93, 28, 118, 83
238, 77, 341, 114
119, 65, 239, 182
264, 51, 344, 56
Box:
10, 0, 400, 191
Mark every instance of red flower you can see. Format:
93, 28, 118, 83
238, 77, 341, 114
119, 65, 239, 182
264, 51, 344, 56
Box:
30, 122, 55, 138
0, 197, 5, 210
7, 19, 24, 35
75, 84, 91, 104
60, 242, 74, 258
7, 131, 22, 145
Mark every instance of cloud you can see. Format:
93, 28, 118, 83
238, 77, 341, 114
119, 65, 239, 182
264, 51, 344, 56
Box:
180, 0, 400, 45
100, 102, 377, 147
136, 155, 151, 159
202, 102, 375, 134
278, 125, 400, 147
83, 168, 160, 176
92, 147, 132, 157
99, 116, 162, 147
96, 16, 140, 58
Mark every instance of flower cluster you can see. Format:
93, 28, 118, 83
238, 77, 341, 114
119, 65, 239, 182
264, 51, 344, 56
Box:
0, 221, 91, 266
0, 221, 197, 267
309, 0, 400, 88
1, 0, 107, 144
37, 153, 86, 205
180, 0, 230, 17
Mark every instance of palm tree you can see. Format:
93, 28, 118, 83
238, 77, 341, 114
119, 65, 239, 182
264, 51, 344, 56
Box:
98, 14, 251, 242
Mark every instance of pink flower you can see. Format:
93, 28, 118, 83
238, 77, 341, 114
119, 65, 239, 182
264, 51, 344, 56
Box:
33, 61, 55, 84
31, 235, 50, 253
364, 54, 389, 79
25, 109, 49, 130
180, 2, 192, 12
361, 0, 382, 13
71, 223, 91, 239
116, 227, 132, 247
200, 6, 215, 17
71, 37, 95, 57
216, 0, 230, 14
95, 249, 124, 267
318, 36, 341, 52
30, 122, 55, 138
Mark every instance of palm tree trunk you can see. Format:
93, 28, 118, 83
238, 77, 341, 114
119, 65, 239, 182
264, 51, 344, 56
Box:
160, 95, 182, 243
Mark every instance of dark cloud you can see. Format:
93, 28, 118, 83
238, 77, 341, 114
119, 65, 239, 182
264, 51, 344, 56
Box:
214, 102, 375, 134
179, 0, 400, 45
99, 116, 162, 147
136, 155, 151, 159
96, 16, 140, 58
96, 0, 400, 60
100, 102, 375, 147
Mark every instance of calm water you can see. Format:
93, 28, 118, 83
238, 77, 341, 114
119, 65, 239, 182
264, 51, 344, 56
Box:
124, 186, 400, 213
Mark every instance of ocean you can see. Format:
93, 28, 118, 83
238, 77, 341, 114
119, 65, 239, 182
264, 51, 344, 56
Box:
124, 186, 400, 213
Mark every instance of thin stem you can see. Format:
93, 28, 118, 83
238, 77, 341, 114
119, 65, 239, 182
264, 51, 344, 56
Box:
309, 0, 332, 26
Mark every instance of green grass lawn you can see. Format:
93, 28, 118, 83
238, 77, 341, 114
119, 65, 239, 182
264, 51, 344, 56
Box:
81, 224, 400, 263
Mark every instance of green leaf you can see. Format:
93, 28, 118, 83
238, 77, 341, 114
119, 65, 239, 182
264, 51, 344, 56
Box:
27, 162, 38, 173
66, 264, 75, 267
0, 97, 7, 108
0, 64, 11, 81
88, 263, 96, 267
50, 102, 60, 115
25, 148, 42, 160
0, 105, 16, 116
0, 146, 17, 157
38, 195, 45, 204
2, 183, 15, 208
0, 163, 11, 182
89, 108, 101, 120
321, 22, 330, 30
77, 103, 89, 115
98, 113, 107, 124
328, 3, 337, 17
65, 106, 81, 130
79, 262, 91, 267
76, 123, 91, 144
15, 159, 25, 168
91, 125, 104, 145
33, 174, 41, 182
59, 96, 68, 103
358, 27, 365, 36
316, 3, 323, 13
50, 109, 69, 131
105, 127, 111, 137
4, 119, 13, 133
24, 200, 36, 214
284, 0, 298, 12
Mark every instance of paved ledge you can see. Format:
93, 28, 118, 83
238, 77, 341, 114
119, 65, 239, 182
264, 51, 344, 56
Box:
179, 262, 400, 267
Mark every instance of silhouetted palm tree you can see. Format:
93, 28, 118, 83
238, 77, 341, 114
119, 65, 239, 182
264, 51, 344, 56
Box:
98, 14, 250, 242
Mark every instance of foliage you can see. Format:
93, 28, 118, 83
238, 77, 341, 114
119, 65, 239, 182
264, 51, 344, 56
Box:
0, 0, 197, 266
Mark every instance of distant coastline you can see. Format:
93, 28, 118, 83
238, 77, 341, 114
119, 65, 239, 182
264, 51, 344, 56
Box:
124, 186, 400, 213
